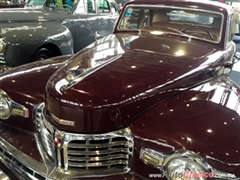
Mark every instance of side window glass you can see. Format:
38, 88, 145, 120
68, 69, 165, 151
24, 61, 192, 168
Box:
43, 0, 73, 9
64, 0, 74, 9
27, 0, 45, 7
229, 15, 234, 42
110, 1, 117, 13
46, 0, 59, 7
87, 0, 96, 13
119, 8, 150, 30
120, 8, 141, 29
98, 0, 110, 13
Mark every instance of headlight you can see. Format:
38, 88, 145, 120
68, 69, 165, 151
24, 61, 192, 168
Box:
0, 92, 11, 119
0, 89, 29, 120
140, 148, 238, 180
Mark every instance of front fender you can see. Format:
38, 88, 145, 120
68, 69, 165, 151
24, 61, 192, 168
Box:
129, 76, 240, 178
0, 55, 71, 131
2, 22, 73, 66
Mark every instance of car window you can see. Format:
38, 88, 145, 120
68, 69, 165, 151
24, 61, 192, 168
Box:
87, 0, 96, 13
229, 14, 234, 42
74, 0, 114, 14
167, 10, 214, 25
73, 0, 96, 14
26, 0, 45, 7
98, 0, 110, 13
26, 0, 74, 9
119, 6, 222, 43
74, 0, 85, 14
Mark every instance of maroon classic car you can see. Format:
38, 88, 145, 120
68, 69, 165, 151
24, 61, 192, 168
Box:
1, 0, 240, 179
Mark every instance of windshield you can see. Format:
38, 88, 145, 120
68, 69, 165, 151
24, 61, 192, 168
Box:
118, 5, 222, 42
26, 0, 74, 9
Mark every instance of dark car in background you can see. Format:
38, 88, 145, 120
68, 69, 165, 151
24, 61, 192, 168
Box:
1, 0, 240, 179
0, 0, 119, 70
0, 0, 25, 8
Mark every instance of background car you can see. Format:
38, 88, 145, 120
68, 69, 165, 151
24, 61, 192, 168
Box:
0, 0, 119, 69
0, 0, 25, 8
1, 0, 240, 179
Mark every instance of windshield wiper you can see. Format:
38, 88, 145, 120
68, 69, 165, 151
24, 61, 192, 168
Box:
167, 27, 191, 42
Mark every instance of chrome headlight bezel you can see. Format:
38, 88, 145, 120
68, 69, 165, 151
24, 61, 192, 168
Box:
0, 90, 11, 119
0, 89, 29, 120
140, 148, 238, 180
165, 156, 209, 180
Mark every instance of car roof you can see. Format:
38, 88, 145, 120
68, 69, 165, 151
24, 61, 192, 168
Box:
125, 0, 233, 16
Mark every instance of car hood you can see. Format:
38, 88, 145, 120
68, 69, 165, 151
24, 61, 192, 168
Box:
45, 33, 222, 133
0, 7, 70, 23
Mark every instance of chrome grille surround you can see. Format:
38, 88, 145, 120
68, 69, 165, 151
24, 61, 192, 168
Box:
0, 37, 7, 64
35, 103, 134, 178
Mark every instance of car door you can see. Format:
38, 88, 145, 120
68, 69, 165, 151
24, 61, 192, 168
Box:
71, 0, 118, 53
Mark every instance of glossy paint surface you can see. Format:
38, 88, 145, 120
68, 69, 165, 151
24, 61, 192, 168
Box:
45, 33, 233, 133
3, 22, 73, 66
1, 0, 239, 179
129, 77, 240, 177
0, 55, 70, 131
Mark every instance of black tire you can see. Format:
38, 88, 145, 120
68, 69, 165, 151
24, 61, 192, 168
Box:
31, 48, 54, 62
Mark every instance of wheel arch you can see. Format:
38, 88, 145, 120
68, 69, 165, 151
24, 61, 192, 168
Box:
29, 43, 62, 62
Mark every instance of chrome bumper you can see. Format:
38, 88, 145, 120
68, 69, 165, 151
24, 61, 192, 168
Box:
0, 103, 134, 180
0, 134, 138, 180
0, 134, 48, 180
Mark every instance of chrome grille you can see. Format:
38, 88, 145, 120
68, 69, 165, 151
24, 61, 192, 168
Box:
36, 103, 134, 177
57, 128, 134, 176
67, 137, 132, 170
